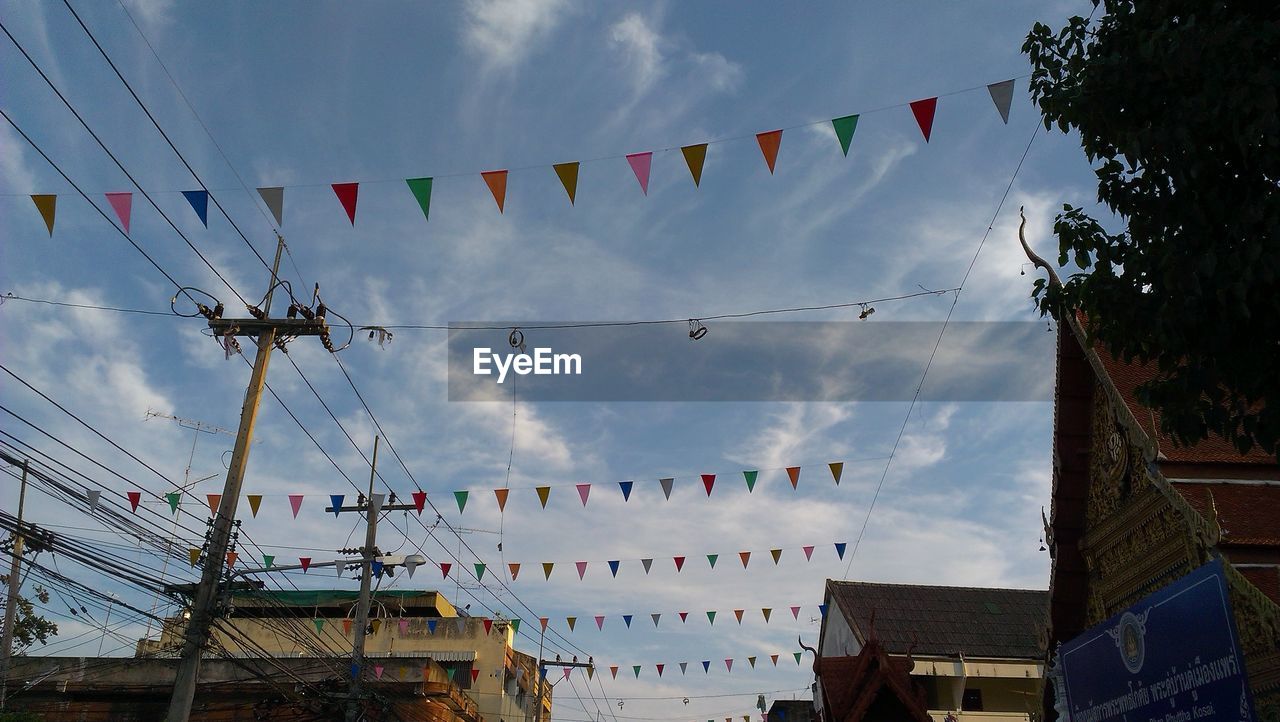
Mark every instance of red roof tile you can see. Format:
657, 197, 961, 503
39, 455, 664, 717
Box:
1171, 482, 1280, 547
1238, 566, 1280, 606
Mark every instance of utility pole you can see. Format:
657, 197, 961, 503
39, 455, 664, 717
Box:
166, 236, 329, 721
0, 459, 29, 711
535, 654, 591, 722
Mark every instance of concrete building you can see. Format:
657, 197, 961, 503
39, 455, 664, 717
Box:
814, 580, 1046, 722
137, 589, 551, 722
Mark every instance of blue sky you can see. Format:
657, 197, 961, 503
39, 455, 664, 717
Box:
1, 1, 1099, 719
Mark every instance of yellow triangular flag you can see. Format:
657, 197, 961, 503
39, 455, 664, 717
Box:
30, 195, 56, 236
542, 562, 555, 579
188, 548, 200, 567
536, 486, 551, 508
247, 494, 263, 517
681, 144, 707, 187
829, 462, 843, 484
553, 162, 579, 205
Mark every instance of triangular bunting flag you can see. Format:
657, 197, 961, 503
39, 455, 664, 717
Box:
445, 666, 455, 680
330, 494, 344, 517
343, 619, 353, 635
105, 192, 133, 233
678, 611, 688, 623
256, 187, 283, 226
706, 611, 716, 625
794, 652, 803, 665
351, 663, 360, 678
539, 617, 549, 631
30, 195, 56, 236
288, 494, 304, 518
681, 144, 707, 187
595, 615, 605, 630
618, 480, 633, 501
829, 462, 843, 485
702, 660, 711, 673
553, 162, 579, 205
831, 115, 859, 157
819, 604, 828, 617
510, 619, 520, 634
987, 79, 1015, 124
625, 152, 652, 195
702, 474, 715, 496
576, 483, 591, 506
428, 619, 438, 633
674, 556, 685, 572
610, 665, 618, 679
406, 177, 433, 221
226, 552, 237, 568
403, 558, 417, 577
770, 654, 779, 666
509, 563, 521, 580
471, 668, 480, 684
910, 98, 938, 142
725, 658, 734, 672
182, 190, 209, 227
786, 466, 801, 488
314, 618, 325, 634
188, 548, 200, 567
127, 491, 141, 512
300, 557, 311, 572
739, 551, 751, 567
166, 492, 180, 514
371, 561, 383, 578
86, 490, 101, 511
586, 665, 594, 680
494, 488, 509, 511
748, 656, 756, 668
791, 606, 801, 619
679, 662, 688, 674
803, 545, 815, 561
633, 665, 641, 678
536, 486, 551, 508
706, 553, 718, 568
762, 608, 772, 623
371, 493, 387, 516
835, 542, 847, 559
483, 619, 493, 635
454, 490, 469, 513
206, 494, 222, 516
481, 170, 508, 213
567, 616, 577, 631
656, 663, 664, 677
608, 560, 620, 577
771, 548, 782, 564
641, 558, 653, 574
247, 494, 262, 517
475, 563, 486, 581
756, 130, 782, 174
651, 613, 661, 627
441, 562, 452, 578
542, 562, 554, 579
576, 561, 588, 580
659, 478, 674, 500
563, 667, 572, 680
623, 614, 633, 628
262, 554, 274, 568
734, 609, 744, 624
743, 470, 757, 492
412, 490, 427, 514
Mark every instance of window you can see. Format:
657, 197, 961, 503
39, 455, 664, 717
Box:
962, 689, 984, 712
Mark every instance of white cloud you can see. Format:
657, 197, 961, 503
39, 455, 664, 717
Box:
690, 51, 744, 93
462, 0, 571, 71
610, 14, 665, 95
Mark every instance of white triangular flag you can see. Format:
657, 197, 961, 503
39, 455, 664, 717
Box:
335, 561, 345, 577
987, 79, 1015, 124
257, 186, 284, 226
405, 557, 419, 578
370, 493, 385, 514
86, 489, 101, 512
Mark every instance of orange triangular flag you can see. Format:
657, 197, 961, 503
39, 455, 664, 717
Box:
739, 551, 751, 568
207, 494, 222, 516
786, 466, 801, 489
482, 170, 508, 213
553, 162, 579, 205
509, 562, 521, 580
30, 195, 56, 236
681, 144, 707, 187
733, 609, 744, 624
246, 494, 263, 517
536, 486, 551, 508
495, 488, 509, 512
225, 551, 237, 568
756, 130, 782, 174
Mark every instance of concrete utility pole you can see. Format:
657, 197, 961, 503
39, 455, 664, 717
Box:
536, 655, 591, 722
0, 459, 29, 711
167, 236, 328, 721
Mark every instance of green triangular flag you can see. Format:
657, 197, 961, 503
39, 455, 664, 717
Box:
447, 667, 456, 680
632, 665, 641, 678
475, 563, 486, 581
314, 618, 325, 634
510, 619, 520, 634
706, 554, 718, 568
406, 178, 433, 221
742, 470, 758, 492
166, 492, 181, 514
262, 554, 275, 568
794, 652, 803, 664
706, 611, 716, 625
832, 114, 859, 156
454, 490, 469, 513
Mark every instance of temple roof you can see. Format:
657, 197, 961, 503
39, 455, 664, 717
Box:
825, 581, 1047, 660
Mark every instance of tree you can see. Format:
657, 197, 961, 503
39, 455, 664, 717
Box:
1023, 1, 1280, 456
0, 580, 58, 655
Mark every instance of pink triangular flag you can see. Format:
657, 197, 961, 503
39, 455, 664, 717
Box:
105, 192, 132, 233
791, 605, 801, 619
626, 152, 652, 195
576, 483, 591, 506
803, 545, 815, 561
288, 494, 304, 518
331, 183, 359, 225
576, 561, 588, 580
594, 615, 605, 630
910, 98, 938, 142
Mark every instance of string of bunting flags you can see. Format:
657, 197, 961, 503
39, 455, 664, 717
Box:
20, 79, 1018, 235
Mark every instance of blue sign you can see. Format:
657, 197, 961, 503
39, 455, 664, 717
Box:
1059, 559, 1256, 721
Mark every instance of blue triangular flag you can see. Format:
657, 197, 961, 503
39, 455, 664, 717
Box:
819, 604, 828, 617
619, 480, 633, 501
330, 495, 344, 517
182, 190, 209, 227
834, 542, 847, 559
623, 614, 633, 628
350, 663, 360, 678
608, 560, 620, 577
428, 619, 438, 633
540, 666, 547, 679
371, 561, 384, 577
701, 660, 711, 673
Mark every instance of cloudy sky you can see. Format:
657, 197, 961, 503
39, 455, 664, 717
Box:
1, 1, 1101, 719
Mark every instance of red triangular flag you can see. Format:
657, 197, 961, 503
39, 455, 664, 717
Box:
441, 562, 452, 578
786, 466, 801, 489
300, 557, 311, 572
576, 561, 588, 579
509, 563, 521, 580
482, 170, 508, 213
910, 98, 938, 142
206, 494, 222, 516
673, 556, 685, 572
331, 183, 359, 225
756, 130, 782, 174
471, 668, 480, 683
226, 552, 237, 568
127, 491, 141, 512
739, 551, 751, 567
483, 619, 493, 634
702, 474, 715, 496
412, 491, 427, 514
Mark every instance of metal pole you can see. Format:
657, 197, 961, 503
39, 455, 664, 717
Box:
346, 436, 380, 722
166, 238, 284, 722
0, 460, 29, 710
535, 624, 546, 722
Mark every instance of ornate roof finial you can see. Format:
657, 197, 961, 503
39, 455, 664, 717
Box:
1018, 206, 1062, 290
